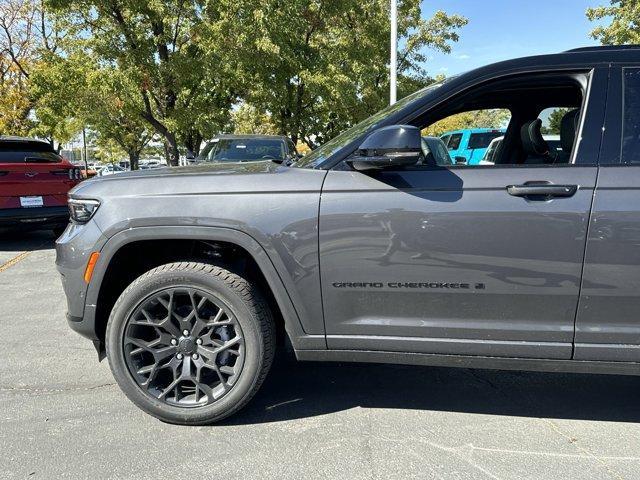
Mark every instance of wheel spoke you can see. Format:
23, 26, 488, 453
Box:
212, 335, 242, 354
124, 286, 245, 407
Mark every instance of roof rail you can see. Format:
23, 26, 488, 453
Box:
565, 45, 640, 53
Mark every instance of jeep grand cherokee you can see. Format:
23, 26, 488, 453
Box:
56, 46, 640, 425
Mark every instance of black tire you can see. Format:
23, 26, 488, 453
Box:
52, 225, 66, 237
105, 262, 275, 425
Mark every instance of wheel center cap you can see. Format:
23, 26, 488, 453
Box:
178, 337, 197, 354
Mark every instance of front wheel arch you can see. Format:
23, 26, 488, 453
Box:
88, 227, 314, 356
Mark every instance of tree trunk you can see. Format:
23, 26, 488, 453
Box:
166, 135, 179, 166
128, 150, 140, 170
184, 131, 203, 158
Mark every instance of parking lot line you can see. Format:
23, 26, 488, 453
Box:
0, 250, 32, 273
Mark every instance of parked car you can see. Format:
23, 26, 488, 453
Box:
440, 128, 506, 165
57, 45, 640, 425
97, 164, 127, 176
75, 164, 98, 179
0, 136, 81, 235
196, 134, 298, 165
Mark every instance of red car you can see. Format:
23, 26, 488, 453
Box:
0, 136, 81, 235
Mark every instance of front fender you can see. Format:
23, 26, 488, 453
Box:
87, 226, 326, 351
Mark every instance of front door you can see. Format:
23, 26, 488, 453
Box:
319, 68, 607, 359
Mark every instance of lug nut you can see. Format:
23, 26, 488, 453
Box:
192, 353, 199, 360
182, 329, 190, 336
176, 353, 183, 360
196, 339, 202, 345
170, 338, 177, 346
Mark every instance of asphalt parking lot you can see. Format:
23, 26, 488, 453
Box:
1, 231, 640, 479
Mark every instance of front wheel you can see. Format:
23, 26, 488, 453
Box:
105, 262, 275, 425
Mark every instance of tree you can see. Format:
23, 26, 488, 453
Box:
587, 1, 640, 44
30, 52, 154, 168
209, 0, 467, 148
46, 0, 239, 165
540, 107, 569, 135
231, 103, 279, 135
0, 56, 32, 135
422, 109, 510, 136
0, 0, 71, 141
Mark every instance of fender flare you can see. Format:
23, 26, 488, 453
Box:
86, 225, 324, 350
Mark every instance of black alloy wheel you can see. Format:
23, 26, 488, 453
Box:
123, 287, 245, 407
106, 262, 275, 425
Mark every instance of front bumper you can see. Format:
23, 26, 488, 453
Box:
56, 220, 108, 353
0, 206, 69, 228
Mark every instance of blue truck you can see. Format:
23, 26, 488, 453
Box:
440, 128, 506, 165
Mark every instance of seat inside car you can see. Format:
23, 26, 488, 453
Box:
555, 108, 580, 163
520, 118, 555, 164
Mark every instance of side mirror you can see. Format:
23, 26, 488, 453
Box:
454, 156, 467, 165
346, 125, 422, 171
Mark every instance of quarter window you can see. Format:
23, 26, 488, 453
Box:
623, 68, 640, 164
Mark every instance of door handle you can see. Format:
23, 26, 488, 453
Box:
507, 183, 577, 198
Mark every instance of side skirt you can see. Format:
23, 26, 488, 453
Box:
294, 349, 640, 376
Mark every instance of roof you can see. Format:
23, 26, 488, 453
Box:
565, 45, 640, 53
0, 136, 55, 152
453, 44, 640, 84
0, 136, 51, 144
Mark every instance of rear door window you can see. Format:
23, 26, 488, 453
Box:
623, 68, 640, 164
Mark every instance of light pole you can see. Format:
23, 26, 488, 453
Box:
390, 0, 397, 105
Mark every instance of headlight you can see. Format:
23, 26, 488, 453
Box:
68, 198, 100, 223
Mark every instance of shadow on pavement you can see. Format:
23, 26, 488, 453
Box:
0, 229, 57, 253
225, 357, 640, 425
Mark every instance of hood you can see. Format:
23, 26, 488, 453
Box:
97, 160, 281, 181
69, 160, 324, 200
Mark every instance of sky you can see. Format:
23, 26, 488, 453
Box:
420, 0, 608, 76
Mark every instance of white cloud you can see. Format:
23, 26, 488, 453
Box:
455, 53, 471, 60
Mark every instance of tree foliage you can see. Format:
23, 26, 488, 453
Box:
540, 107, 569, 135
231, 103, 279, 135
587, 1, 640, 44
208, 0, 467, 148
45, 0, 239, 163
0, 0, 68, 140
422, 109, 510, 137
1, 0, 467, 159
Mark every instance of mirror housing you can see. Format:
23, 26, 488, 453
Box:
347, 125, 422, 171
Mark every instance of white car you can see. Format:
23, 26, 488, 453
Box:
97, 164, 126, 176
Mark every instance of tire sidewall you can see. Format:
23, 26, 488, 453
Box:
106, 266, 267, 424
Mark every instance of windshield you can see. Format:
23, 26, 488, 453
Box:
294, 81, 447, 168
199, 138, 286, 163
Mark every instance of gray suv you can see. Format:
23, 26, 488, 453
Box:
56, 46, 640, 425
